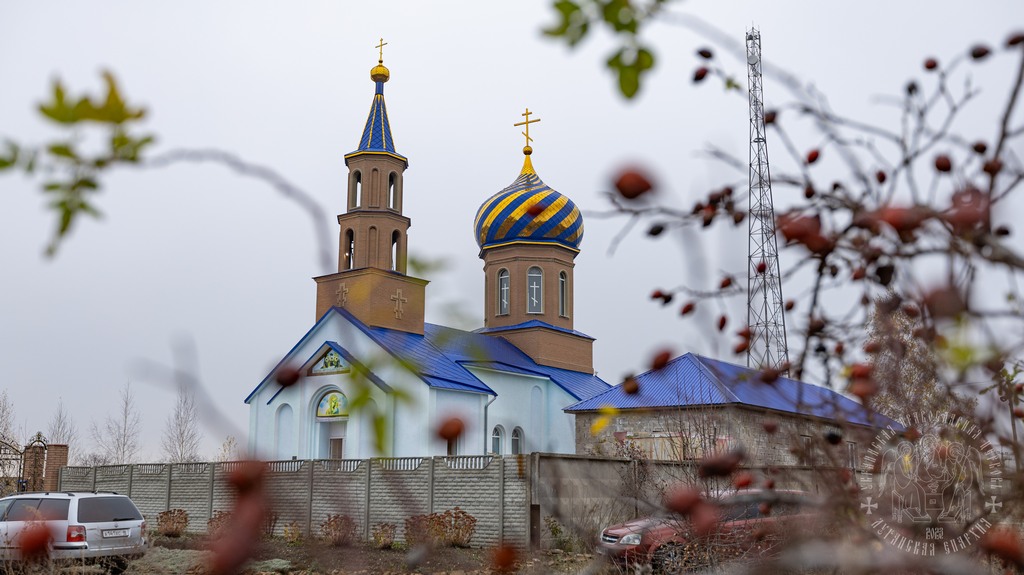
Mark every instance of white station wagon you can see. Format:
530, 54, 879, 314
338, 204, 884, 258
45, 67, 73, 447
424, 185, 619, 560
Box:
0, 491, 146, 573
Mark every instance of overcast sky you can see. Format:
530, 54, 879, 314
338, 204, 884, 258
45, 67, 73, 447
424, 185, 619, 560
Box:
1, 1, 1019, 461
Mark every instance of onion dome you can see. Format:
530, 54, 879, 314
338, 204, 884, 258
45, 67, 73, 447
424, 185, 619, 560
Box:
474, 148, 584, 252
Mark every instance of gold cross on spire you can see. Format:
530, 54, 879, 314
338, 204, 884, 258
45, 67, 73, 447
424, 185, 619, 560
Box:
376, 38, 388, 63
514, 108, 541, 149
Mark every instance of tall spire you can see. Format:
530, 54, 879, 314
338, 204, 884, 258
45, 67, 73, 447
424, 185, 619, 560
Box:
346, 38, 406, 165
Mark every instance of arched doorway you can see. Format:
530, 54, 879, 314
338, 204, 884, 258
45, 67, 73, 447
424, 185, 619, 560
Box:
314, 390, 349, 459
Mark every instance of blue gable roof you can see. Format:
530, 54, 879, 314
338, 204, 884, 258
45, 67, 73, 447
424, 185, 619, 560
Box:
564, 353, 899, 429
246, 307, 611, 404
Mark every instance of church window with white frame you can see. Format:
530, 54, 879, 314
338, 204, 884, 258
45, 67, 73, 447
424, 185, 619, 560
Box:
491, 426, 504, 455
527, 267, 543, 314
511, 427, 523, 455
497, 269, 510, 315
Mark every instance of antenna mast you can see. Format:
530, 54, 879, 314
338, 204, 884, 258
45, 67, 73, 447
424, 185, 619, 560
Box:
745, 28, 790, 373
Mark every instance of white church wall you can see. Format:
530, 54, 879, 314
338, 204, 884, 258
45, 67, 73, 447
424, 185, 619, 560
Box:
432, 389, 486, 455
247, 313, 431, 459
466, 367, 578, 455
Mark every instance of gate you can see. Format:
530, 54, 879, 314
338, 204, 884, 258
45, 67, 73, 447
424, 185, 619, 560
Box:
0, 438, 23, 496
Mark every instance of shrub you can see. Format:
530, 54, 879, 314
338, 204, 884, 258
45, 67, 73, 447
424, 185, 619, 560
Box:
371, 522, 396, 549
319, 514, 357, 547
403, 514, 432, 547
544, 515, 575, 552
282, 521, 302, 546
156, 509, 189, 537
206, 510, 231, 538
403, 507, 477, 548
262, 512, 279, 539
434, 506, 477, 547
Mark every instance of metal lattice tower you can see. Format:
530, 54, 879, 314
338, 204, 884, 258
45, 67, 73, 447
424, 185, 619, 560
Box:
745, 28, 790, 373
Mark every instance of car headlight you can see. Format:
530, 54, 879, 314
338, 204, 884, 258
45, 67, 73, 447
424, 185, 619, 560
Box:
619, 533, 642, 545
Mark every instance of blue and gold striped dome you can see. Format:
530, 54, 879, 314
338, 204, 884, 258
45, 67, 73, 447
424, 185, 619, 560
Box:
474, 155, 584, 252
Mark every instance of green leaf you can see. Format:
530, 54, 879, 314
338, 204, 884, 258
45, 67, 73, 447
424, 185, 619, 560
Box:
724, 76, 741, 91
543, 0, 589, 47
602, 0, 637, 34
47, 143, 78, 160
607, 46, 655, 99
38, 80, 77, 124
373, 413, 388, 454
72, 177, 98, 191
43, 181, 65, 192
98, 70, 145, 124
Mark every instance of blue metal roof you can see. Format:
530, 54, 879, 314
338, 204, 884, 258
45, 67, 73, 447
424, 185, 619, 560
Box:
341, 308, 611, 400
244, 306, 611, 404
474, 320, 594, 340
347, 81, 407, 162
564, 353, 899, 429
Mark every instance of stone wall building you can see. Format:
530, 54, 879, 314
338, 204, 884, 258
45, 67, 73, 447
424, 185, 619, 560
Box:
566, 353, 899, 467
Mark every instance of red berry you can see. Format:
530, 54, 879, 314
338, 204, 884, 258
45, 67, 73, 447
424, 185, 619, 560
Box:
806, 149, 820, 164
614, 169, 654, 199
970, 45, 991, 60
622, 377, 640, 394
784, 300, 795, 311
651, 349, 673, 370
973, 141, 988, 154
1008, 32, 1024, 47
697, 48, 713, 59
693, 67, 709, 82
934, 154, 952, 173
717, 315, 727, 332
275, 366, 302, 387
763, 110, 777, 125
720, 277, 733, 289
924, 58, 938, 71
875, 170, 886, 184
680, 302, 695, 315
437, 417, 465, 441
756, 261, 767, 274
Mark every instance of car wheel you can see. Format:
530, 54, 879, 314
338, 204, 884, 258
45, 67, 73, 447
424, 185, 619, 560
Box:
651, 542, 690, 575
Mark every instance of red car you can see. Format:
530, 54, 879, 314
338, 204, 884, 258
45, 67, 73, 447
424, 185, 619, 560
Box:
598, 489, 817, 573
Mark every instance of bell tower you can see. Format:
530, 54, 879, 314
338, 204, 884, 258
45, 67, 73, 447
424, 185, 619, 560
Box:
314, 40, 427, 333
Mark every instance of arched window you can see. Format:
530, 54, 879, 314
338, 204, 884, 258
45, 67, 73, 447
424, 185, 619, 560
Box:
344, 229, 355, 270
497, 269, 510, 315
391, 231, 400, 271
491, 426, 504, 455
388, 172, 397, 209
527, 266, 543, 314
511, 428, 523, 455
558, 271, 568, 317
352, 171, 362, 208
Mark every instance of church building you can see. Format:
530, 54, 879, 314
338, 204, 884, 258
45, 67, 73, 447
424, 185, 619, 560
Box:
244, 48, 610, 460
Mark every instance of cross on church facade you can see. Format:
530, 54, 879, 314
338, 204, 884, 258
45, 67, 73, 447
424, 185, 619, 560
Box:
336, 283, 349, 307
514, 108, 540, 148
390, 289, 408, 319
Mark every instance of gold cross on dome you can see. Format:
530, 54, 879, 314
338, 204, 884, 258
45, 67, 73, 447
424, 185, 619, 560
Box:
376, 38, 388, 63
514, 108, 541, 147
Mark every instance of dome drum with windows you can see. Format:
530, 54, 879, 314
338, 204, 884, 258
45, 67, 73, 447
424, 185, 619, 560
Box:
474, 112, 583, 252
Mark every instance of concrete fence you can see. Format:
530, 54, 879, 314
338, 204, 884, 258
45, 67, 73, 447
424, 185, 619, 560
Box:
58, 455, 531, 548
59, 453, 861, 549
